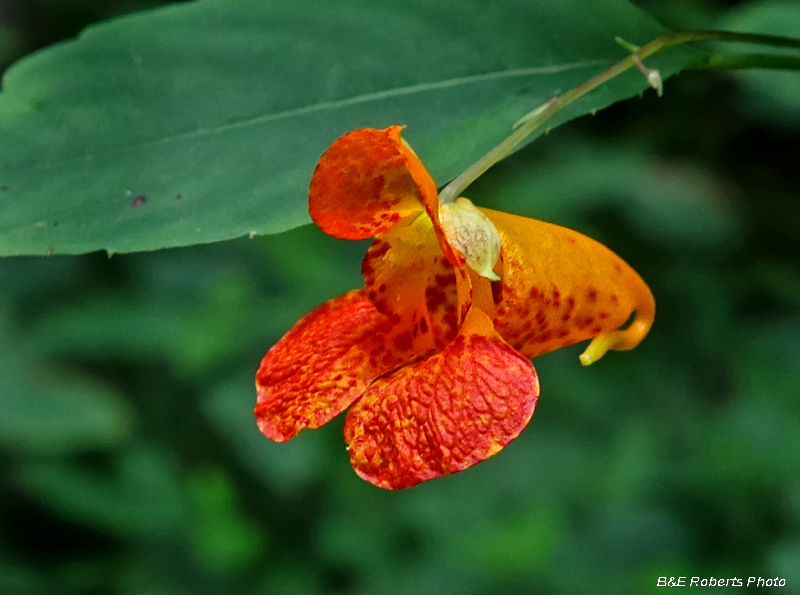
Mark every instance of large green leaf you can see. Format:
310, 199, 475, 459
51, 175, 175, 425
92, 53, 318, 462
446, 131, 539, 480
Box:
0, 0, 699, 256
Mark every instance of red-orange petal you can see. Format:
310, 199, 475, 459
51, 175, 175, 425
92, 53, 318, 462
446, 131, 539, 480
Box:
255, 290, 408, 442
309, 126, 439, 240
343, 307, 539, 489
483, 208, 655, 360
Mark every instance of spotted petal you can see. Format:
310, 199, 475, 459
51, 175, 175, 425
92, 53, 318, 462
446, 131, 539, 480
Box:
309, 126, 440, 240
255, 290, 410, 442
483, 208, 655, 363
344, 307, 539, 490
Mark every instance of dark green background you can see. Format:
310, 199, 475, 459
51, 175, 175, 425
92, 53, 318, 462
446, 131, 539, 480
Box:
1, 0, 799, 593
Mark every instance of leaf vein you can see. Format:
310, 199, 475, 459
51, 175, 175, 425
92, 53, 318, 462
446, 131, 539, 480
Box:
19, 60, 608, 171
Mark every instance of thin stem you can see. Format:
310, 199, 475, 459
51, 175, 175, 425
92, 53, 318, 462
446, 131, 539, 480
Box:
438, 29, 800, 205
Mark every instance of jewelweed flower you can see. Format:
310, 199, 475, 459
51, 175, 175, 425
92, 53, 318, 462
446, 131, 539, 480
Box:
255, 126, 654, 489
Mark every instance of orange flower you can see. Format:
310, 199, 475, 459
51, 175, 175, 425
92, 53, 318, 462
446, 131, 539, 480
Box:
255, 126, 654, 489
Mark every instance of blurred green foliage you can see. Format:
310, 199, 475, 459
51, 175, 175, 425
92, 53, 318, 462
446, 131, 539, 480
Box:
1, 0, 799, 594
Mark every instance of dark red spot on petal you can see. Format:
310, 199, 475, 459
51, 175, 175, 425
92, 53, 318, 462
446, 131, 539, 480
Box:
491, 281, 503, 305
392, 330, 414, 352
425, 286, 448, 312
435, 274, 453, 288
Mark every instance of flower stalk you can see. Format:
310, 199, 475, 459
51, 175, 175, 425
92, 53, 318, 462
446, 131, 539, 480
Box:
438, 29, 800, 205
